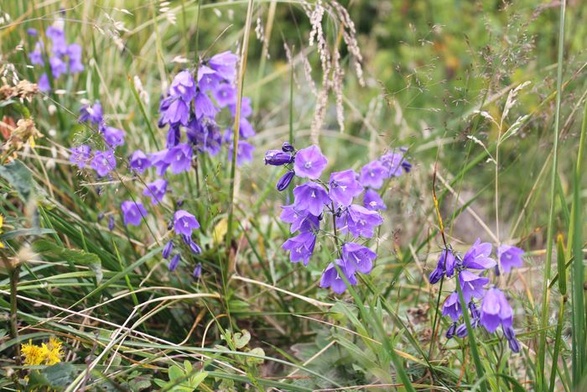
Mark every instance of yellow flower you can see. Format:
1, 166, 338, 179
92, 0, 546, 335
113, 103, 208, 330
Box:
21, 337, 63, 366
21, 341, 46, 366
43, 336, 64, 365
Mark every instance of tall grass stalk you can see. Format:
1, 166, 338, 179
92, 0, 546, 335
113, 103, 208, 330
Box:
538, 1, 566, 389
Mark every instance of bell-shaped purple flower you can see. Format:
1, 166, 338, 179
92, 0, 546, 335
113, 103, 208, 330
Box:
79, 101, 103, 125
363, 189, 387, 211
329, 169, 363, 207
359, 160, 387, 189
208, 51, 239, 82
228, 140, 254, 166
442, 292, 462, 321
497, 244, 524, 273
293, 182, 331, 217
91, 149, 116, 177
194, 90, 218, 120
341, 242, 376, 275
70, 144, 91, 168
462, 239, 496, 270
458, 270, 489, 302
173, 210, 200, 236
165, 143, 192, 174
479, 288, 514, 333
380, 152, 410, 178
120, 200, 148, 226
159, 96, 190, 127
282, 231, 317, 265
213, 83, 237, 107
337, 204, 383, 238
319, 259, 357, 294
170, 70, 196, 101
280, 205, 320, 233
67, 43, 84, 73
293, 145, 328, 180
129, 150, 151, 174
143, 179, 168, 205
149, 149, 170, 176
101, 125, 125, 148
193, 262, 202, 279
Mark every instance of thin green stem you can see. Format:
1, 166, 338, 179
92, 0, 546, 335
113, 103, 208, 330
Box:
538, 1, 566, 390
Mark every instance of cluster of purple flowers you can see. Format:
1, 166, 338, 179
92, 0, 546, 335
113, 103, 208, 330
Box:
265, 142, 411, 294
69, 51, 253, 277
71, 100, 126, 178
28, 21, 84, 92
155, 51, 254, 166
430, 240, 524, 352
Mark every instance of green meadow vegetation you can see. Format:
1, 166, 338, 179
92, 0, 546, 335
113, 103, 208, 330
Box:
0, 0, 585, 390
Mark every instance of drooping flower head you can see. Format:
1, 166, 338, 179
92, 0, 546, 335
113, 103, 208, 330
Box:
480, 288, 513, 333
497, 244, 524, 273
282, 231, 317, 265
359, 160, 387, 189
90, 149, 116, 177
462, 239, 496, 270
120, 200, 147, 226
129, 150, 151, 173
143, 179, 168, 205
173, 210, 200, 236
319, 259, 357, 294
70, 145, 91, 168
341, 242, 376, 275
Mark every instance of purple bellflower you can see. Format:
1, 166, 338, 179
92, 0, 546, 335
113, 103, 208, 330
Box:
100, 125, 125, 148
143, 179, 168, 205
282, 231, 317, 265
341, 242, 376, 275
91, 149, 116, 177
442, 292, 462, 322
293, 145, 328, 179
292, 182, 331, 216
169, 254, 181, 271
173, 210, 200, 236
462, 239, 497, 270
280, 205, 320, 233
319, 259, 357, 294
336, 204, 383, 238
129, 150, 151, 173
329, 169, 363, 207
120, 200, 147, 226
165, 143, 193, 174
70, 145, 91, 168
480, 288, 513, 333
359, 160, 387, 189
497, 244, 524, 273
363, 189, 387, 211
265, 150, 294, 166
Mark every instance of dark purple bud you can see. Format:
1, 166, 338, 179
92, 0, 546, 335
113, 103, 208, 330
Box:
169, 254, 181, 271
446, 323, 457, 339
503, 326, 515, 341
167, 220, 173, 231
97, 212, 104, 221
264, 150, 294, 166
162, 241, 174, 259
193, 262, 202, 279
281, 142, 295, 153
456, 324, 468, 338
188, 239, 202, 255
176, 199, 184, 207
401, 160, 412, 173
108, 216, 115, 231
508, 337, 520, 353
429, 266, 444, 284
276, 171, 295, 191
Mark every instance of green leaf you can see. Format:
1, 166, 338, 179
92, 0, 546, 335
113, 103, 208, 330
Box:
33, 239, 103, 283
246, 347, 265, 366
0, 160, 35, 202
27, 363, 77, 390
232, 329, 251, 349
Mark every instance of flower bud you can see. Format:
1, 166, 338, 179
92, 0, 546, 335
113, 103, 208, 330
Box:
281, 142, 295, 153
264, 150, 294, 166
193, 262, 202, 279
276, 171, 295, 191
162, 241, 174, 259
